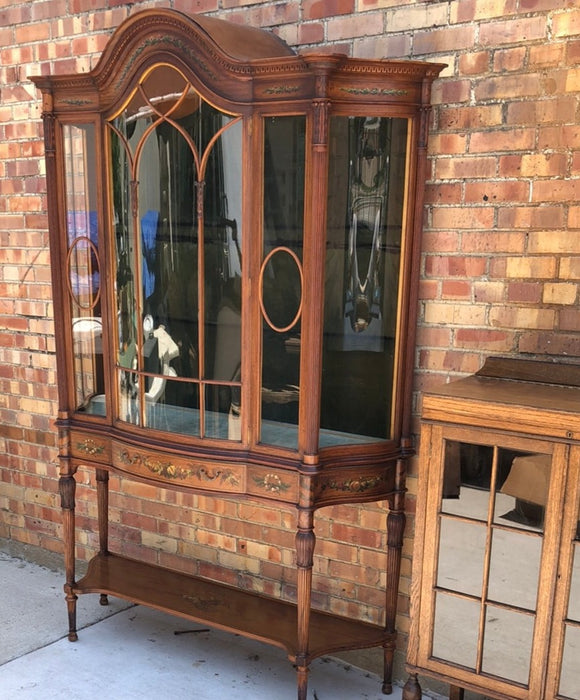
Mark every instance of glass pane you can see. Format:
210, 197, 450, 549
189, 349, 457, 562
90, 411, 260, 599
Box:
488, 528, 541, 609
496, 452, 548, 532
437, 517, 486, 597
137, 122, 198, 381
321, 116, 408, 444
432, 592, 479, 669
117, 370, 139, 425
559, 624, 580, 699
204, 120, 242, 384
482, 605, 534, 684
145, 378, 199, 436
110, 129, 137, 373
204, 384, 240, 441
441, 441, 493, 521
260, 116, 305, 449
109, 64, 242, 441
63, 123, 104, 414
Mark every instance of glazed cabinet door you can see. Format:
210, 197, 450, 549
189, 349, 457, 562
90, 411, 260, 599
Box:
545, 443, 580, 700
415, 424, 569, 699
106, 64, 244, 440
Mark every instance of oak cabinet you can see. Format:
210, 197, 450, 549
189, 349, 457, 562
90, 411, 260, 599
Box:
32, 9, 443, 699
405, 357, 580, 700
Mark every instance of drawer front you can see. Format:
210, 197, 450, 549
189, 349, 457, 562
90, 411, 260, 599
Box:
70, 431, 111, 463
112, 442, 246, 493
247, 466, 299, 504
313, 465, 396, 504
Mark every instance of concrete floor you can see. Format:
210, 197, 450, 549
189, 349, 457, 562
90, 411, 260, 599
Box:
0, 551, 444, 700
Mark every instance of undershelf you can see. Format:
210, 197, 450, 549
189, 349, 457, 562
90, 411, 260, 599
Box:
74, 553, 388, 663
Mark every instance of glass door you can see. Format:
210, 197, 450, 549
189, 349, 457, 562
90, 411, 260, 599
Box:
107, 64, 243, 440
419, 427, 567, 698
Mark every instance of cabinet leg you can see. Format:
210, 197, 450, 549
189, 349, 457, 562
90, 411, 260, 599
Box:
296, 505, 315, 700
382, 639, 395, 694
383, 458, 407, 694
96, 469, 109, 607
60, 473, 78, 642
296, 664, 309, 700
96, 468, 109, 556
65, 587, 78, 642
402, 673, 422, 700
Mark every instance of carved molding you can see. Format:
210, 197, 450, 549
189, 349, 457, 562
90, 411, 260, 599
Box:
118, 449, 240, 486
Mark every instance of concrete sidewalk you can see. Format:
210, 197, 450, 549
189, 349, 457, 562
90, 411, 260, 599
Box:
0, 551, 441, 700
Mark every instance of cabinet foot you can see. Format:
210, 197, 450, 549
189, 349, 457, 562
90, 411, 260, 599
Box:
65, 587, 78, 642
402, 673, 422, 700
382, 639, 395, 693
99, 593, 109, 606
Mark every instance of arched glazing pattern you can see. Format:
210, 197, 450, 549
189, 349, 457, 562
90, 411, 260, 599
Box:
108, 64, 243, 439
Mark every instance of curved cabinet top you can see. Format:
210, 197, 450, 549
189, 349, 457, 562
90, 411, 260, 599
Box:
31, 8, 445, 114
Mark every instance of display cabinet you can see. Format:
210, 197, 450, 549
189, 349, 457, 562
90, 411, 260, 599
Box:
405, 357, 580, 700
32, 10, 443, 699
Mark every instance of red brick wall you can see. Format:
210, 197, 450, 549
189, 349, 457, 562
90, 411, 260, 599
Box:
1, 0, 579, 672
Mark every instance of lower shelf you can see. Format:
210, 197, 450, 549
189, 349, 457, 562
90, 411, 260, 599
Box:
74, 553, 388, 663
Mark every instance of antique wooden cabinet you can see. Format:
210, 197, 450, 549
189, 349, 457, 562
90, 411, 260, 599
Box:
405, 357, 580, 700
33, 9, 443, 699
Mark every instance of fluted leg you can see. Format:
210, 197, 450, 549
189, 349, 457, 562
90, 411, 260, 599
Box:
295, 505, 315, 700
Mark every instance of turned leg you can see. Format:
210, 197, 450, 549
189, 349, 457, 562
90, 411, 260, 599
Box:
402, 673, 422, 700
96, 468, 109, 606
383, 458, 407, 694
295, 505, 315, 700
60, 472, 78, 642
